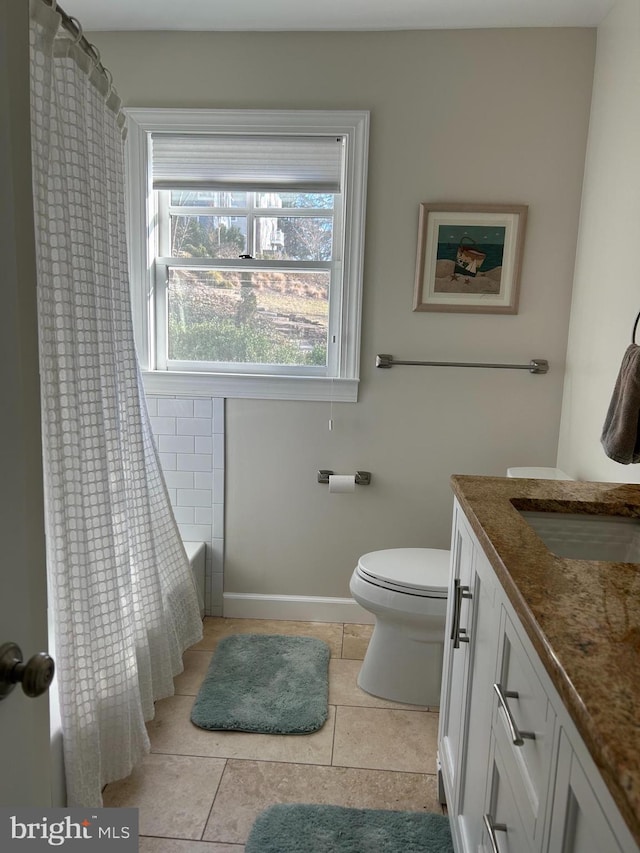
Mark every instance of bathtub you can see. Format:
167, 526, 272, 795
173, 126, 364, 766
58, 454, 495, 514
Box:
184, 540, 206, 619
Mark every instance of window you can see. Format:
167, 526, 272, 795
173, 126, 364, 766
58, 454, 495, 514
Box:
125, 109, 369, 401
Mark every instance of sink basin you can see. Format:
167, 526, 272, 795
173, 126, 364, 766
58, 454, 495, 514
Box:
518, 511, 640, 562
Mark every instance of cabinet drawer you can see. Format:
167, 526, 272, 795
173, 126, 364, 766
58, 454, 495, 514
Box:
482, 733, 535, 853
492, 609, 555, 846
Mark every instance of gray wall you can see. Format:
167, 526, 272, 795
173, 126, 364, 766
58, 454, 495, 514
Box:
91, 28, 596, 599
558, 0, 640, 483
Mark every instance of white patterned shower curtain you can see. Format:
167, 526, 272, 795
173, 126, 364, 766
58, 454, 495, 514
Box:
29, 0, 203, 807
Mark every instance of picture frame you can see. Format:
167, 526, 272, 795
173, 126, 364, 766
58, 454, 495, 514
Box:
413, 203, 528, 314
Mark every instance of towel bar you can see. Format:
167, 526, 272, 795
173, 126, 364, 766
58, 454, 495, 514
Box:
375, 354, 549, 374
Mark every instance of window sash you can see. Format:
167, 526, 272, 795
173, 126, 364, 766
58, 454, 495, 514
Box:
162, 190, 339, 263
157, 258, 334, 271
168, 206, 334, 217
156, 183, 341, 375
154, 259, 340, 375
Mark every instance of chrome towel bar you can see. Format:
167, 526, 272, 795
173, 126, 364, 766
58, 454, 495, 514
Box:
375, 354, 549, 374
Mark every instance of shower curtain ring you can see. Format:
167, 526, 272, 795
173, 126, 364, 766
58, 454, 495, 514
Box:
87, 43, 102, 67
68, 16, 84, 44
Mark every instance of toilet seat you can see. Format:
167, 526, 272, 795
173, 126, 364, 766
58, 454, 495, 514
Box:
356, 548, 450, 598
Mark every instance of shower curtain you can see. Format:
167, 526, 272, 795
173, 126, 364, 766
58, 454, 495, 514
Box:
29, 0, 203, 807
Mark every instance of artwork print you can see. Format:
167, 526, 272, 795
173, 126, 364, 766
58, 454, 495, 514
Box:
413, 204, 528, 314
434, 223, 506, 296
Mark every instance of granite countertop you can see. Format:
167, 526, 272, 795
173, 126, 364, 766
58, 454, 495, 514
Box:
450, 474, 640, 848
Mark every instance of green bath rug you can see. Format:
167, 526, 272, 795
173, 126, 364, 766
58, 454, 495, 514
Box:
190, 634, 330, 734
245, 803, 454, 853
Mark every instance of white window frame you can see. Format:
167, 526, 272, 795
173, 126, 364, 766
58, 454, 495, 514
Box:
125, 108, 369, 402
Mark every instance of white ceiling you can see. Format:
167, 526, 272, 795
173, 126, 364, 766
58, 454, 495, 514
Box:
66, 0, 614, 32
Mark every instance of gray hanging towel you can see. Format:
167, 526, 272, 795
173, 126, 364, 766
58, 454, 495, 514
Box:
601, 343, 640, 464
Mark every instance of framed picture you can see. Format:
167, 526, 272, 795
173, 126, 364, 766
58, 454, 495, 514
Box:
413, 203, 528, 314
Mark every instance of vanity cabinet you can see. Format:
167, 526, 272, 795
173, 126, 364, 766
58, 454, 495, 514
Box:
438, 499, 638, 853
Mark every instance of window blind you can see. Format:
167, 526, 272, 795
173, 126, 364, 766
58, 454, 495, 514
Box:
151, 133, 344, 192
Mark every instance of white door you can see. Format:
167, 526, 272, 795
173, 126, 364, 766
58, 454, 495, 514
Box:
0, 0, 53, 807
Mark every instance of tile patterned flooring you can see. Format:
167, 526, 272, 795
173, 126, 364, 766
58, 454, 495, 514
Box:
103, 618, 443, 851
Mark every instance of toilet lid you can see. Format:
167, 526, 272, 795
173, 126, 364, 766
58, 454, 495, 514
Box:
357, 548, 450, 596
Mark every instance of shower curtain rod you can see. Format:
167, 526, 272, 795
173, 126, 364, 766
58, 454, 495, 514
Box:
43, 0, 111, 88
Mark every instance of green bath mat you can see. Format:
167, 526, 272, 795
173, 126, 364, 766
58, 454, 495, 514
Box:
245, 804, 454, 853
191, 634, 330, 734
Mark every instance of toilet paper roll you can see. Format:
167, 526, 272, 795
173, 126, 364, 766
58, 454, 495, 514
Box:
328, 474, 356, 493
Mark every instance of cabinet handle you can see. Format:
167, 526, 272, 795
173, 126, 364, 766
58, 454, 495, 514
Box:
456, 628, 470, 646
450, 579, 461, 641
451, 579, 471, 648
483, 813, 507, 853
493, 682, 536, 746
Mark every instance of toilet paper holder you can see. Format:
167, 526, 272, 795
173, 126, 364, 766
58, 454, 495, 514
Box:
317, 470, 371, 485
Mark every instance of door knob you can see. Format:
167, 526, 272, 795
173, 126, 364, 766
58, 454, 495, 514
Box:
0, 642, 55, 700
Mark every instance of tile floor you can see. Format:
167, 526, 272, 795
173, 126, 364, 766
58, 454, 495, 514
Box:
103, 618, 443, 851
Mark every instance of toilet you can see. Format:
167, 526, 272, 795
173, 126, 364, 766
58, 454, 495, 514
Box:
506, 466, 574, 480
349, 548, 450, 706
351, 467, 575, 708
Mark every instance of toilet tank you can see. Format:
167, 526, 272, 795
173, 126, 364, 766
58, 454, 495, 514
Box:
507, 467, 574, 480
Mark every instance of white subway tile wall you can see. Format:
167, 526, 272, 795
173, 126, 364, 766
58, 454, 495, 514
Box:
146, 395, 225, 616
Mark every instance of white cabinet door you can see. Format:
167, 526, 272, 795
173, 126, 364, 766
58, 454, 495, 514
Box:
457, 548, 499, 853
439, 505, 500, 853
548, 733, 626, 853
438, 503, 475, 823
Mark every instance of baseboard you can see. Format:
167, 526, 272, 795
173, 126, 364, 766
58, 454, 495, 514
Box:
222, 592, 375, 624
